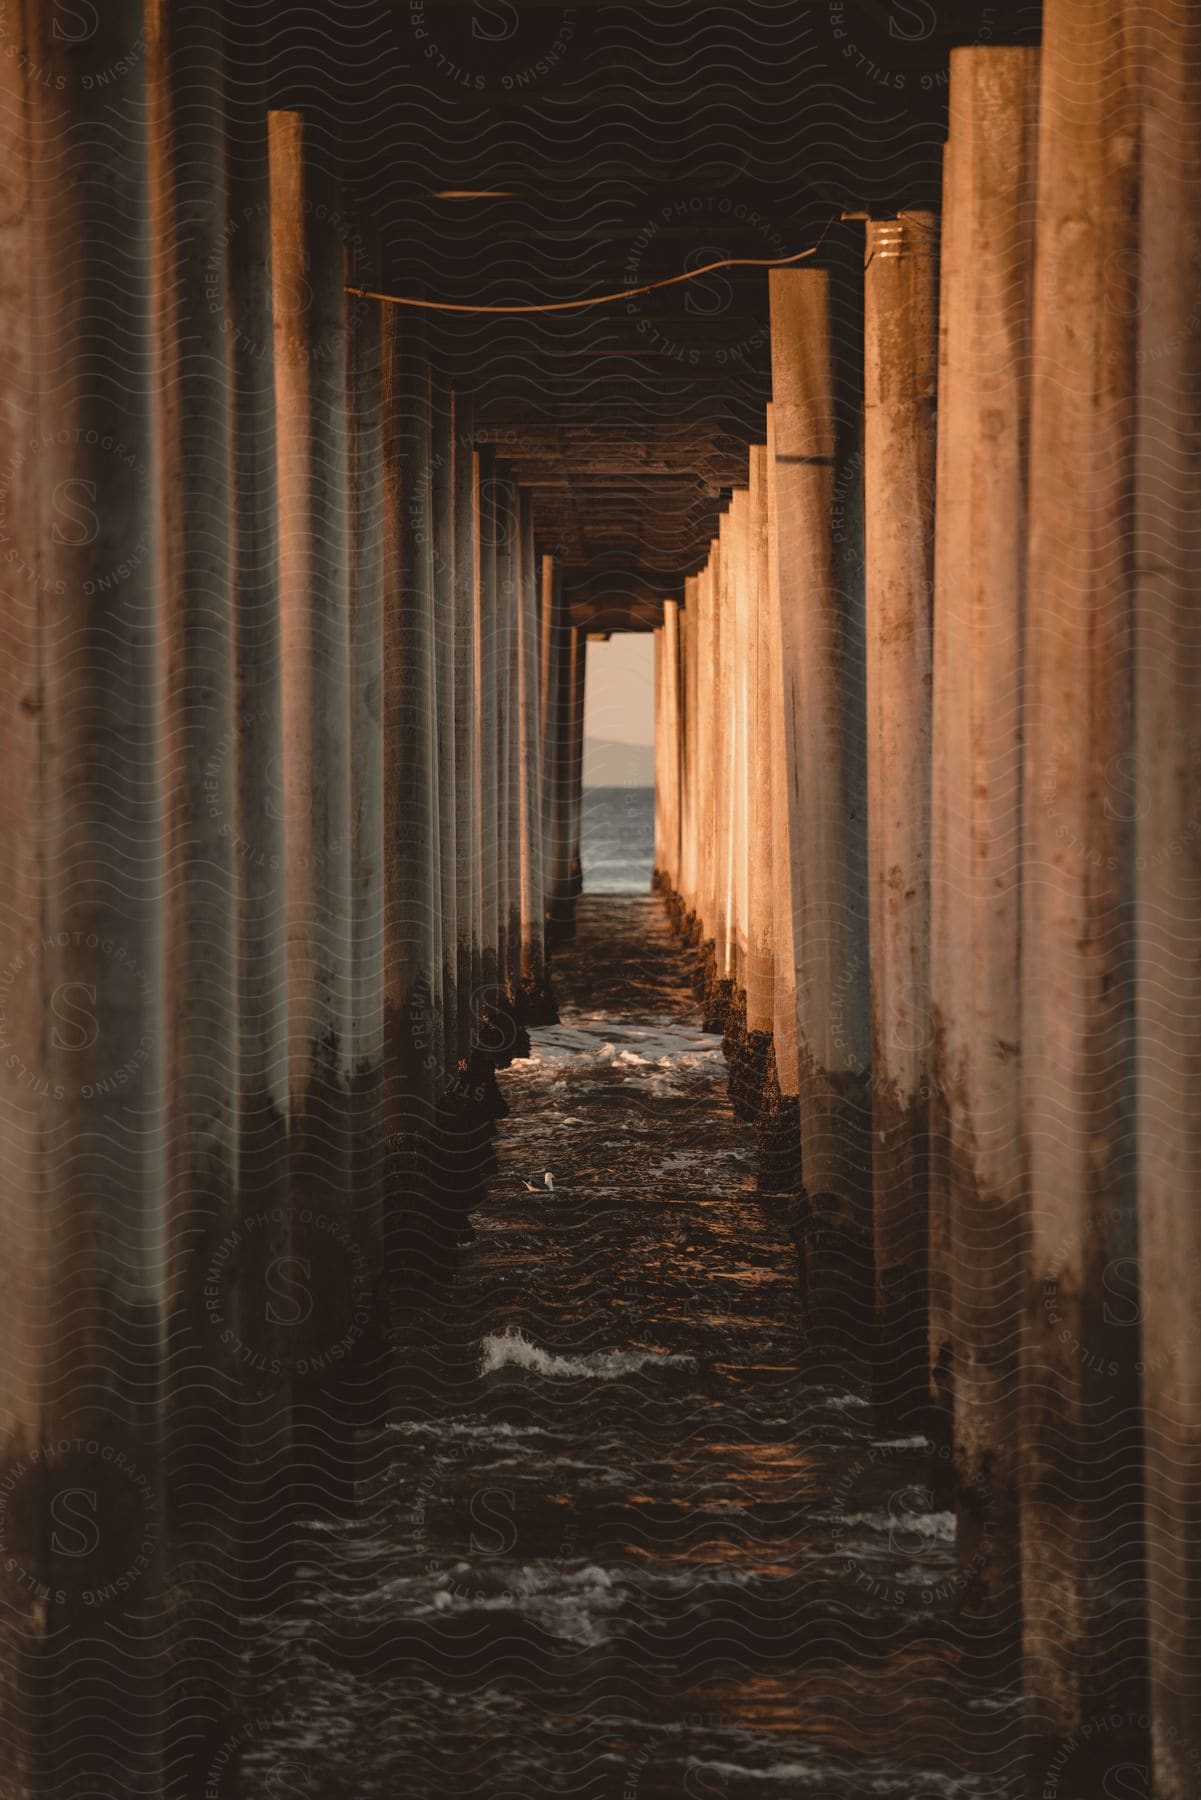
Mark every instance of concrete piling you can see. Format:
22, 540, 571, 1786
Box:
431, 369, 459, 1082
346, 243, 387, 1383
743, 449, 775, 1123
759, 403, 802, 1192
929, 47, 1039, 1646
517, 491, 554, 1023
863, 209, 938, 1426
1019, 0, 1146, 1779
0, 2, 165, 1789
1133, 4, 1201, 1793
223, 33, 292, 1625
147, 0, 242, 1755
381, 318, 443, 1271
767, 260, 872, 1347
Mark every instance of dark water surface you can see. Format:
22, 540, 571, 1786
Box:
239, 899, 1015, 1798
581, 787, 655, 893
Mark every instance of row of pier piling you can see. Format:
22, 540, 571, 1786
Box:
653, 21, 1199, 1797
0, 5, 588, 1790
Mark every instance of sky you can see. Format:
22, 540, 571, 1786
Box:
582, 632, 655, 785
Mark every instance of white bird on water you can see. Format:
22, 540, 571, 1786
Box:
522, 1171, 555, 1194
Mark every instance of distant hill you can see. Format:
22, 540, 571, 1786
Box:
583, 737, 655, 788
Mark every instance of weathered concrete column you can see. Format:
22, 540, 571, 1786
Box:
761, 404, 802, 1188
654, 626, 666, 880
346, 250, 387, 1371
727, 491, 750, 1011
712, 509, 736, 1012
222, 32, 292, 1631
431, 369, 459, 1083
0, 4, 165, 1790
745, 448, 775, 1054
517, 491, 553, 1020
269, 111, 363, 1507
679, 575, 701, 920
544, 563, 575, 937
538, 553, 560, 921
768, 258, 871, 1343
1020, 0, 1146, 1782
506, 476, 526, 1002
491, 466, 518, 999
929, 48, 1039, 1647
662, 600, 684, 897
453, 395, 480, 1076
146, 0, 240, 1760
382, 320, 442, 1271
863, 210, 937, 1427
475, 449, 503, 995
1136, 9, 1201, 1792
694, 544, 721, 998
566, 626, 589, 915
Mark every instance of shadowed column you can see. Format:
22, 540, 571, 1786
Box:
1134, 3, 1201, 1794
0, 3, 166, 1790
517, 491, 553, 1022
431, 368, 458, 1084
1020, 0, 1147, 1784
268, 114, 372, 1504
345, 244, 388, 1404
221, 21, 293, 1647
929, 47, 1038, 1658
382, 316, 442, 1275
453, 395, 479, 1071
768, 258, 871, 1353
147, 0, 242, 1766
744, 448, 775, 1128
863, 209, 937, 1429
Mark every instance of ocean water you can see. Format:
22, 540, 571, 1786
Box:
237, 898, 1015, 1800
580, 785, 655, 893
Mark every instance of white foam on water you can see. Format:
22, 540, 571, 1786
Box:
480, 1328, 696, 1380
510, 1019, 726, 1095
832, 1508, 955, 1544
686, 1760, 984, 1794
376, 1561, 624, 1646
388, 1419, 553, 1442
